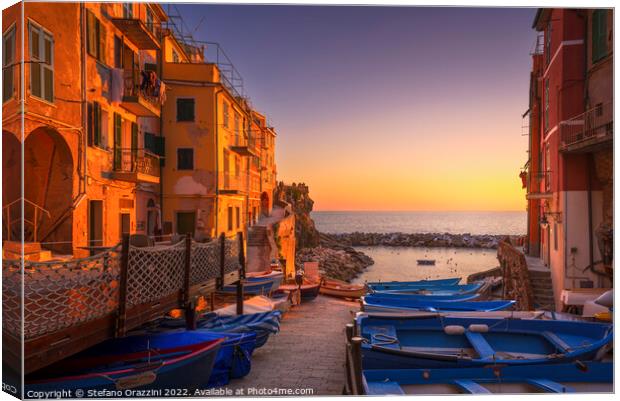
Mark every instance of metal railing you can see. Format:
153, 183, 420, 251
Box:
113, 148, 161, 177
2, 197, 51, 242
220, 172, 248, 192
123, 70, 162, 108
561, 102, 613, 148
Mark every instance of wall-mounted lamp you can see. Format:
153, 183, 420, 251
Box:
540, 210, 562, 228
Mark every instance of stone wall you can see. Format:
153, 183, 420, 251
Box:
274, 182, 320, 249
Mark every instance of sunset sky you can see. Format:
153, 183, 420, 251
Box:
176, 5, 535, 211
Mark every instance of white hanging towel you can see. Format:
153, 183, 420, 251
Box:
110, 68, 124, 103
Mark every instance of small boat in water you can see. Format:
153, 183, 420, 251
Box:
320, 278, 366, 299
363, 362, 613, 395
356, 314, 613, 370
372, 282, 483, 295
362, 295, 515, 313
26, 333, 224, 392
417, 259, 436, 265
367, 278, 461, 289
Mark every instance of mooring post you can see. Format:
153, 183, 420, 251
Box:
236, 231, 245, 315
236, 280, 244, 315
351, 336, 364, 395
116, 233, 130, 337
345, 323, 354, 343
184, 234, 196, 330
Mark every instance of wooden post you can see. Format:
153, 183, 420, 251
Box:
218, 233, 226, 289
116, 233, 130, 337
345, 323, 354, 343
238, 231, 246, 280
351, 337, 364, 395
236, 280, 244, 315
209, 292, 216, 312
183, 234, 195, 330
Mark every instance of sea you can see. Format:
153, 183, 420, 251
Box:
311, 211, 527, 283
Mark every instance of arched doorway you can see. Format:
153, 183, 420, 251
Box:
23, 127, 74, 252
260, 192, 270, 217
3, 131, 21, 241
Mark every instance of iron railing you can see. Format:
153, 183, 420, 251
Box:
561, 102, 613, 149
220, 172, 248, 193
113, 148, 161, 177
123, 70, 162, 108
2, 197, 51, 242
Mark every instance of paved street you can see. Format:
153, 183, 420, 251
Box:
227, 295, 359, 396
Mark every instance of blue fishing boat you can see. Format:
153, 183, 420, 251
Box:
220, 278, 275, 295
367, 278, 461, 289
362, 295, 515, 313
363, 362, 613, 394
26, 333, 224, 392
357, 314, 613, 369
162, 310, 283, 348
370, 282, 483, 295
365, 292, 480, 302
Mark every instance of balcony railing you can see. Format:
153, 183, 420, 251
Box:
525, 171, 553, 200
111, 148, 160, 184
561, 102, 613, 152
219, 172, 248, 194
121, 71, 162, 117
111, 18, 161, 50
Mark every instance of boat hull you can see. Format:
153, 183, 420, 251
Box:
367, 278, 461, 287
362, 297, 515, 312
363, 362, 613, 395
26, 334, 224, 393
320, 279, 366, 298
370, 282, 483, 295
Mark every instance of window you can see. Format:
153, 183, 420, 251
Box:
227, 206, 233, 231
172, 49, 179, 63
592, 10, 608, 63
234, 113, 240, 139
123, 3, 133, 19
3, 26, 15, 102
176, 98, 195, 122
114, 35, 123, 68
87, 101, 106, 148
545, 21, 552, 65
87, 11, 106, 64
29, 22, 54, 102
146, 6, 154, 33
544, 79, 550, 131
113, 113, 122, 170
235, 206, 240, 229
177, 148, 194, 170
222, 102, 229, 128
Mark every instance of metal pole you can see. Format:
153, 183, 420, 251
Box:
184, 234, 196, 329
351, 337, 365, 395
218, 233, 226, 289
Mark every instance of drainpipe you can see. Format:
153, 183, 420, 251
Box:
214, 88, 223, 236
80, 3, 87, 195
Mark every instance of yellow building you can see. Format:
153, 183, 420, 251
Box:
2, 2, 167, 257
160, 32, 257, 240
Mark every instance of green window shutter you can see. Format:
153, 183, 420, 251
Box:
114, 113, 122, 170
87, 102, 94, 146
94, 102, 101, 146
592, 10, 607, 62
87, 11, 95, 57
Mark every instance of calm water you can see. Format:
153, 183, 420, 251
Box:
352, 246, 498, 284
312, 211, 526, 235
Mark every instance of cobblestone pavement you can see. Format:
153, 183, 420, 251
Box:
226, 295, 360, 396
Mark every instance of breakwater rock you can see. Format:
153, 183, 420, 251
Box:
296, 245, 374, 282
323, 232, 515, 249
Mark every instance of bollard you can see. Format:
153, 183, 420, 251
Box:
351, 336, 364, 395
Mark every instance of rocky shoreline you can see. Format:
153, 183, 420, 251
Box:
296, 233, 375, 282
323, 232, 516, 249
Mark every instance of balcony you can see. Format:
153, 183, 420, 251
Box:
111, 19, 161, 50
230, 134, 258, 157
120, 71, 162, 117
525, 171, 553, 200
561, 102, 613, 153
219, 172, 248, 195
110, 149, 160, 184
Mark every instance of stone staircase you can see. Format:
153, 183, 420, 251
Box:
246, 225, 273, 273
529, 269, 555, 311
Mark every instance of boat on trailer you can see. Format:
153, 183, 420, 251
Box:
357, 314, 613, 369
363, 362, 613, 395
361, 295, 515, 313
